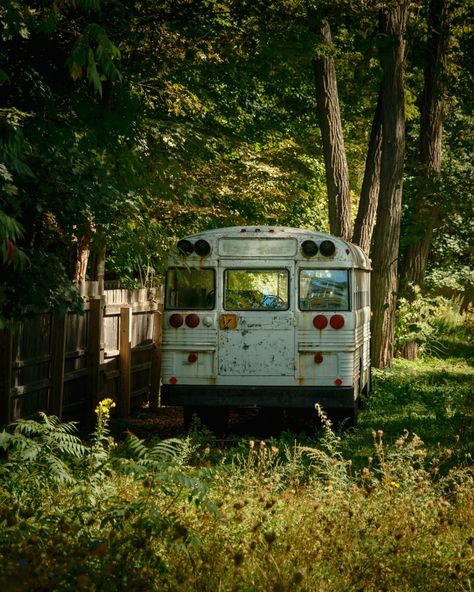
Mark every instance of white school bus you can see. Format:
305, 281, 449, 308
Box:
160, 226, 371, 427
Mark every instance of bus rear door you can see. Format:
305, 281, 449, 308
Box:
217, 266, 295, 380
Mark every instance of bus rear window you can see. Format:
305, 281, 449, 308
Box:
165, 268, 215, 310
299, 269, 349, 311
225, 269, 289, 310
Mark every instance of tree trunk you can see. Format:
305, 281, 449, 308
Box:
310, 15, 352, 240
74, 233, 90, 284
401, 0, 449, 288
370, 4, 408, 369
352, 85, 383, 254
399, 0, 449, 360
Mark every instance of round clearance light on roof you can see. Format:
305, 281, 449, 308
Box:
313, 315, 328, 330
177, 239, 194, 256
330, 314, 345, 330
169, 313, 184, 328
320, 240, 336, 257
185, 313, 200, 328
195, 239, 211, 257
301, 240, 318, 257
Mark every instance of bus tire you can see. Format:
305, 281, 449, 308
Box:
184, 406, 229, 435
330, 405, 358, 430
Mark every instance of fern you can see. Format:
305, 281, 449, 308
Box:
0, 413, 86, 490
120, 434, 215, 510
125, 435, 195, 470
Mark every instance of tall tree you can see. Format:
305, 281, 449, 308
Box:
352, 85, 383, 254
399, 0, 450, 358
309, 9, 352, 240
370, 3, 408, 369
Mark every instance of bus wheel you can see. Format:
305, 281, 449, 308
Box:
330, 405, 358, 430
184, 406, 229, 435
359, 365, 371, 409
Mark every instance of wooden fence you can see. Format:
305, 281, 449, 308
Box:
0, 282, 163, 426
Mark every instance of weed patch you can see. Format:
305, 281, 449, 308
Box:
0, 328, 473, 591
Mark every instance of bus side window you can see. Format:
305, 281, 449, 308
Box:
299, 269, 349, 311
165, 268, 215, 310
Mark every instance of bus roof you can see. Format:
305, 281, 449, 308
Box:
170, 226, 371, 269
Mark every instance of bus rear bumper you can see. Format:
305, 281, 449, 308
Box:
160, 385, 356, 410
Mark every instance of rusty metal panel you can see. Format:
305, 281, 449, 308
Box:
218, 312, 294, 377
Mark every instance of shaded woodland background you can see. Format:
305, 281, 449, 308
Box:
1, 0, 473, 368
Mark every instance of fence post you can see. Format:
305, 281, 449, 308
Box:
88, 297, 104, 415
49, 312, 67, 419
118, 306, 132, 416
150, 304, 163, 408
0, 328, 13, 425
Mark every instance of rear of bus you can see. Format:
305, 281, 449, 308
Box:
160, 226, 371, 425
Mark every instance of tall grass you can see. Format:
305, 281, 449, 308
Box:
0, 309, 472, 591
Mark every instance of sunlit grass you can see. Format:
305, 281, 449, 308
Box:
0, 315, 473, 591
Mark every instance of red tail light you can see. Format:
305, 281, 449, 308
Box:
185, 313, 200, 328
313, 315, 328, 330
330, 314, 344, 329
335, 379, 343, 386
169, 313, 184, 328
188, 353, 198, 363
314, 353, 323, 364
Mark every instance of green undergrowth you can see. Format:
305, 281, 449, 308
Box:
0, 321, 473, 591
342, 354, 474, 471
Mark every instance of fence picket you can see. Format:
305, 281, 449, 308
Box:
49, 312, 67, 419
0, 329, 13, 424
0, 284, 163, 426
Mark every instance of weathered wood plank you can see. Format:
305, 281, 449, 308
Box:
88, 297, 105, 410
0, 328, 13, 424
50, 312, 67, 418
150, 305, 163, 408
118, 306, 132, 416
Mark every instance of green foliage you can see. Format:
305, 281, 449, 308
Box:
1, 341, 474, 591
395, 285, 444, 354
66, 22, 122, 96
1, 0, 471, 331
0, 412, 85, 489
0, 398, 218, 591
